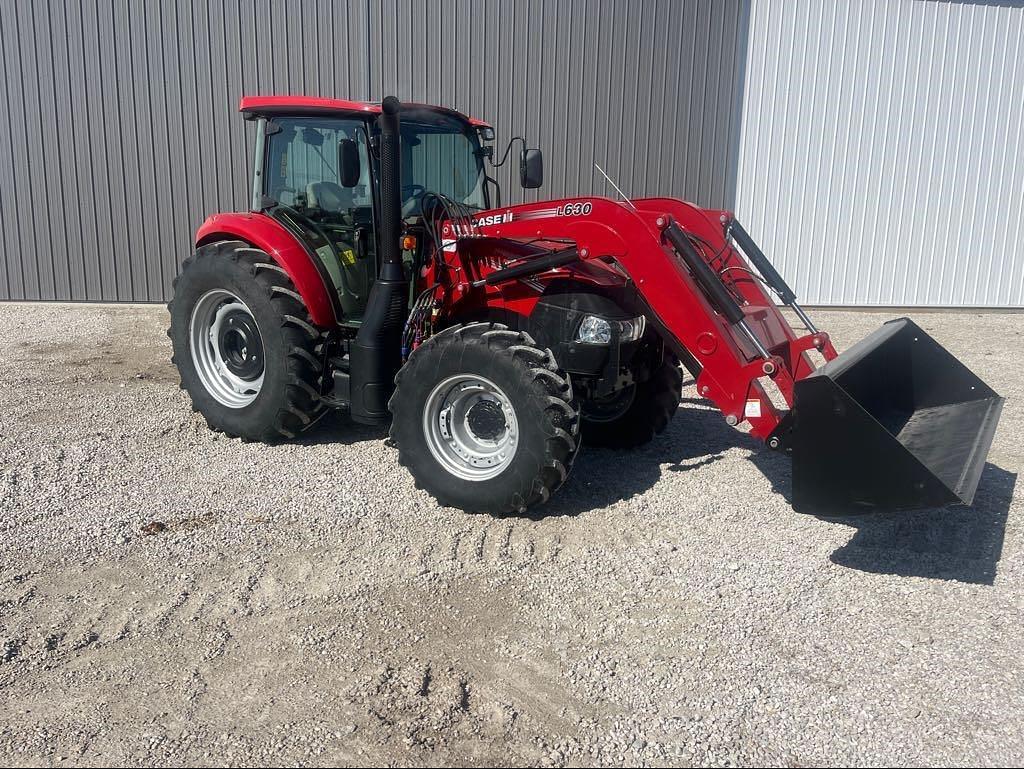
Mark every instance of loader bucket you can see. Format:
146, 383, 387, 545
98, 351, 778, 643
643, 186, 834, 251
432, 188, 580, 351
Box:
784, 318, 1003, 515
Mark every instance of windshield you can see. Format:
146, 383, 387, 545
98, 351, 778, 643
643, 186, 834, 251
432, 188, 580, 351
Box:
400, 110, 488, 211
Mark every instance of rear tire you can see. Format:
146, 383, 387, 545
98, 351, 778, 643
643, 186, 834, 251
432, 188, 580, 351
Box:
580, 357, 682, 448
389, 323, 580, 514
168, 240, 326, 442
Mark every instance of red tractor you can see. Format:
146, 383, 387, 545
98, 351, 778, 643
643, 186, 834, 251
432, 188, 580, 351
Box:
169, 95, 1003, 515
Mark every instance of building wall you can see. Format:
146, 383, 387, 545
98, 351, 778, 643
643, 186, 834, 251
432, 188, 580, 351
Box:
3, 0, 1019, 307
734, 0, 1024, 307
0, 0, 749, 302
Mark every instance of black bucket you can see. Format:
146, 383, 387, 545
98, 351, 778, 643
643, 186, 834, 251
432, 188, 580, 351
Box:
780, 318, 1003, 514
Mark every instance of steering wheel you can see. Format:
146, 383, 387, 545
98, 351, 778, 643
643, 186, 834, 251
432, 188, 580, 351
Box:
401, 183, 428, 217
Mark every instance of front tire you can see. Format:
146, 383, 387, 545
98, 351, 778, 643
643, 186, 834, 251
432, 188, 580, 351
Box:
389, 323, 580, 514
168, 240, 326, 442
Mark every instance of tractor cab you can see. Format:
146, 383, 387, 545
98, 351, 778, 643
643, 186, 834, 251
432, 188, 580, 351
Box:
242, 96, 493, 323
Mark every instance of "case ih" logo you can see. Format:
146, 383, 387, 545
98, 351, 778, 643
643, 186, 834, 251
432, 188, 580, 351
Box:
473, 211, 514, 227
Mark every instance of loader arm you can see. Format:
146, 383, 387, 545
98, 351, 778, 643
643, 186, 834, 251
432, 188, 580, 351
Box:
461, 195, 1002, 514
463, 196, 814, 439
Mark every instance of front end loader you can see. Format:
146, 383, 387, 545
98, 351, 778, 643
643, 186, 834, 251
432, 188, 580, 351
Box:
168, 94, 1002, 515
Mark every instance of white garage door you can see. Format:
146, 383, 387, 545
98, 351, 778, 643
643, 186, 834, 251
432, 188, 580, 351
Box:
734, 0, 1024, 307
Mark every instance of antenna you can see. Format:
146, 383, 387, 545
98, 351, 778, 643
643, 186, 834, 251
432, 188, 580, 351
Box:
594, 163, 636, 210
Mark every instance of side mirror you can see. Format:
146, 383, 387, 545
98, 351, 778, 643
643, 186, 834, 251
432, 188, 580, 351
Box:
338, 139, 361, 188
520, 148, 543, 189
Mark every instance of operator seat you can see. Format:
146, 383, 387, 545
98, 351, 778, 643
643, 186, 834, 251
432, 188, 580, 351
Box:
306, 181, 353, 214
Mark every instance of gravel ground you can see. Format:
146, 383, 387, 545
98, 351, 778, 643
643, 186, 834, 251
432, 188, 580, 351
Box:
0, 303, 1020, 767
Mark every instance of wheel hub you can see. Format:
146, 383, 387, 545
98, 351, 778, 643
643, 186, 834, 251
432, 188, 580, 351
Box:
189, 289, 266, 409
218, 309, 263, 379
466, 399, 507, 440
582, 384, 637, 423
423, 375, 519, 481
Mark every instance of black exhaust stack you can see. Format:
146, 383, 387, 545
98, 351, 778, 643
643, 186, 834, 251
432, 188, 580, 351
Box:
349, 96, 409, 425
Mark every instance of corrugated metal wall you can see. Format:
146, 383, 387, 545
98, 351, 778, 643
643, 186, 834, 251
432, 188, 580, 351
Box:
734, 0, 1024, 307
0, 0, 749, 302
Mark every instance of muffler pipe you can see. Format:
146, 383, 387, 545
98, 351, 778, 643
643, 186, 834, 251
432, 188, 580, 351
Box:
349, 96, 409, 425
376, 96, 404, 269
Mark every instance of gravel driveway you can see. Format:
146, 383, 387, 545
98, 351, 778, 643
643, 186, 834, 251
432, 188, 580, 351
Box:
0, 303, 1020, 767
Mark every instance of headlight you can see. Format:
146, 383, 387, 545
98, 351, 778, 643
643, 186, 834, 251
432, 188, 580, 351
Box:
575, 315, 646, 345
619, 315, 646, 342
576, 315, 612, 344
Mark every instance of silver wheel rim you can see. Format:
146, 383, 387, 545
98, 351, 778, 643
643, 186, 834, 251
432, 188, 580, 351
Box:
423, 374, 519, 481
189, 289, 265, 408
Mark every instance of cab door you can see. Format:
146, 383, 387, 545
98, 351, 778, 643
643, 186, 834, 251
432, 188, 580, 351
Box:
262, 116, 378, 322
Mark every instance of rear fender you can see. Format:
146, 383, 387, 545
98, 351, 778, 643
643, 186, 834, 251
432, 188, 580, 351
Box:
195, 212, 338, 328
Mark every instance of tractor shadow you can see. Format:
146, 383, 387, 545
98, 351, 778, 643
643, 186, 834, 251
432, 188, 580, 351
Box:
304, 388, 1015, 584
749, 448, 1016, 585
297, 411, 389, 446
531, 389, 758, 519
824, 464, 1015, 585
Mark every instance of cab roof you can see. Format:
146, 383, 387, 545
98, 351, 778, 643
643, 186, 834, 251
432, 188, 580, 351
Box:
239, 95, 491, 129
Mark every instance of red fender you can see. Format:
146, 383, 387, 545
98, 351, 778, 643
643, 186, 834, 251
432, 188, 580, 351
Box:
195, 212, 337, 328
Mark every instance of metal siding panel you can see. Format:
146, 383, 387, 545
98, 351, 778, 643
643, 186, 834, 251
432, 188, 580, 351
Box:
192, 1, 217, 230
24, 5, 58, 299
126, 1, 160, 300
33, 2, 67, 299
735, 0, 1024, 307
2, 0, 746, 302
162, 0, 191, 279
174, 0, 204, 275
8, 6, 40, 299
115, 0, 149, 301
0, 12, 16, 299
81, 0, 116, 300
207, 0, 234, 217
1000, 12, 1024, 306
578, 0, 599, 198
225, 0, 250, 214
238, 0, 258, 196
96, 1, 131, 301
143, 0, 173, 299
68, 0, 101, 299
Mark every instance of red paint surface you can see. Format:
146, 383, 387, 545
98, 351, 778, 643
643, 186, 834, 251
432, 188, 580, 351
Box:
433, 195, 837, 439
195, 212, 337, 327
238, 95, 491, 128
